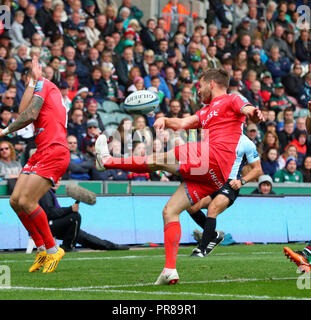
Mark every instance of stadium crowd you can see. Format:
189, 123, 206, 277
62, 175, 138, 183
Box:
0, 0, 311, 185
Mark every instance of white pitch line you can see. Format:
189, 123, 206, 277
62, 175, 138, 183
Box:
0, 276, 299, 291
89, 289, 311, 300
0, 251, 277, 264
1, 285, 308, 300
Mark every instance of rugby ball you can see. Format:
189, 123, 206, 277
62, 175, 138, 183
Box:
124, 90, 160, 114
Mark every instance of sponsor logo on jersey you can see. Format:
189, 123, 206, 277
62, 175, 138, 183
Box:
201, 110, 219, 126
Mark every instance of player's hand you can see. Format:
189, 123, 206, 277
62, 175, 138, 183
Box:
153, 117, 166, 131
72, 203, 79, 212
248, 108, 264, 124
0, 129, 4, 137
229, 179, 242, 190
31, 56, 42, 81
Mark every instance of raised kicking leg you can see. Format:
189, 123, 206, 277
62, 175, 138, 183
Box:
95, 134, 180, 175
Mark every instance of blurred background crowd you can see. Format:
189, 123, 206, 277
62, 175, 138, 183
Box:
0, 0, 311, 186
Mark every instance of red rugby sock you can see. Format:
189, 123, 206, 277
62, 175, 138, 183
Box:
28, 206, 55, 250
164, 221, 181, 269
103, 156, 151, 173
17, 211, 45, 248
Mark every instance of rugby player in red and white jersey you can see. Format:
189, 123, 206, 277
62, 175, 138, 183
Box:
0, 57, 70, 273
95, 68, 264, 284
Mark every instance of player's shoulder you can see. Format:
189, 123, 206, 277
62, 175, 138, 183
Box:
229, 92, 250, 103
34, 77, 54, 92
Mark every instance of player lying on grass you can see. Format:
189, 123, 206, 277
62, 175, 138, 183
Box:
0, 56, 69, 273
284, 246, 311, 273
95, 68, 264, 285
187, 133, 263, 257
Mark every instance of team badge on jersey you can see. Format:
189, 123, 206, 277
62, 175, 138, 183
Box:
34, 80, 44, 93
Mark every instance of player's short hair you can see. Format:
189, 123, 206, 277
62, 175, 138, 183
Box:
200, 68, 230, 88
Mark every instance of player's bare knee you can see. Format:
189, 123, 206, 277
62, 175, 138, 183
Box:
162, 204, 174, 221
9, 196, 19, 211
207, 204, 220, 218
17, 196, 35, 213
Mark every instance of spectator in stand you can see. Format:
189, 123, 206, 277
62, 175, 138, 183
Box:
65, 135, 94, 181
274, 156, 303, 183
263, 24, 295, 62
81, 118, 101, 153
59, 81, 71, 111
0, 141, 22, 194
161, 0, 197, 36
101, 66, 119, 103
261, 147, 279, 179
259, 131, 280, 156
301, 156, 311, 182
282, 63, 304, 100
118, 0, 143, 22
294, 117, 307, 138
64, 72, 78, 102
49, 56, 62, 86
269, 82, 294, 116
251, 175, 276, 195
298, 72, 311, 109
178, 86, 198, 115
67, 108, 87, 151
0, 106, 14, 142
36, 0, 53, 30
0, 69, 13, 95
132, 115, 153, 155
165, 66, 179, 98
140, 18, 156, 52
85, 47, 100, 73
248, 80, 264, 109
232, 0, 249, 27
245, 123, 261, 151
115, 46, 136, 90
84, 98, 105, 132
84, 16, 100, 47
278, 144, 298, 170
22, 4, 43, 42
44, 8, 66, 44
144, 63, 171, 105
277, 107, 295, 132
206, 45, 222, 69
166, 99, 183, 120
278, 119, 295, 154
295, 29, 311, 64
286, 130, 308, 168
10, 10, 29, 48
266, 46, 291, 84
85, 65, 105, 103
111, 118, 133, 157
248, 48, 268, 79
260, 71, 274, 102
215, 0, 234, 32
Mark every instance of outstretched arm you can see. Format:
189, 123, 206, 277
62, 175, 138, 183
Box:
242, 105, 265, 124
153, 115, 200, 131
0, 95, 44, 137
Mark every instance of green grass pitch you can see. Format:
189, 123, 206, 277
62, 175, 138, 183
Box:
0, 243, 310, 300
